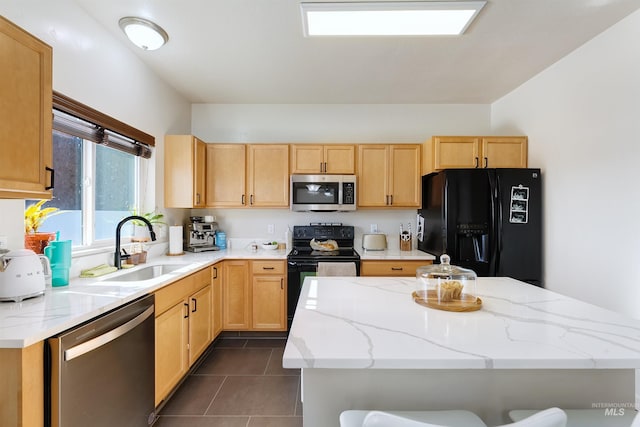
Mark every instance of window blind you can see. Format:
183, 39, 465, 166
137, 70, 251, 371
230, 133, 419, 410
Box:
52, 91, 154, 158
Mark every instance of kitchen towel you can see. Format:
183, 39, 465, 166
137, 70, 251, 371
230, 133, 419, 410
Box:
80, 264, 118, 278
317, 262, 357, 277
169, 226, 183, 255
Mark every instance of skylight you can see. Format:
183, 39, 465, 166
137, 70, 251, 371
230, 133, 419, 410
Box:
301, 1, 486, 36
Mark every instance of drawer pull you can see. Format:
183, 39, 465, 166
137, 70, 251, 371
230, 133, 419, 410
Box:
391, 267, 403, 271
262, 266, 275, 270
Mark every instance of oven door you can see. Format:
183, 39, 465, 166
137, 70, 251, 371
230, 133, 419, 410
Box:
286, 259, 361, 328
287, 260, 318, 327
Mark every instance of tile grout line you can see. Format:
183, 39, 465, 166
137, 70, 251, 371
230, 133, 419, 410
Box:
202, 374, 228, 416
263, 348, 274, 376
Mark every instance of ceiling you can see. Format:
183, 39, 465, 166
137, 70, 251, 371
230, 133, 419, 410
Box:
74, 0, 640, 104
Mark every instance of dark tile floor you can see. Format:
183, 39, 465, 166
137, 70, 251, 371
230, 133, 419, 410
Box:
155, 338, 302, 427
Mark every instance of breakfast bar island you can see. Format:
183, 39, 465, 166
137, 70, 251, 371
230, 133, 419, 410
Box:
283, 277, 640, 426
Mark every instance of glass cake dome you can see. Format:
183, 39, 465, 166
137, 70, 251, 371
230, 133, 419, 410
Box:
415, 254, 479, 310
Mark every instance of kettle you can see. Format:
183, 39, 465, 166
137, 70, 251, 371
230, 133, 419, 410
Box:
0, 249, 51, 302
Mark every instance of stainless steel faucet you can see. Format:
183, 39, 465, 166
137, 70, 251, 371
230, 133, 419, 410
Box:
114, 215, 157, 269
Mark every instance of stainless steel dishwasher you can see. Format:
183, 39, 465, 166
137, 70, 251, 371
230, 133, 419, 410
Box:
47, 294, 156, 427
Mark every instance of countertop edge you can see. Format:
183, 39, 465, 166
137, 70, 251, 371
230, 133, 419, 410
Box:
0, 248, 294, 348
2, 248, 437, 348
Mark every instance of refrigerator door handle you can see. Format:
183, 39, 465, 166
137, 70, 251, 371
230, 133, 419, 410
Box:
495, 174, 504, 275
488, 173, 499, 276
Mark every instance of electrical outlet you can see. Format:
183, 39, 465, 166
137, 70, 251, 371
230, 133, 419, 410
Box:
0, 235, 7, 249
267, 224, 275, 234
370, 224, 378, 233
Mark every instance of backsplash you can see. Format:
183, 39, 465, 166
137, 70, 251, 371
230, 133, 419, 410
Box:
190, 208, 420, 251
0, 199, 422, 280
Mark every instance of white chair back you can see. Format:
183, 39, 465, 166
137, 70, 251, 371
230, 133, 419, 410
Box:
498, 408, 567, 427
363, 411, 447, 427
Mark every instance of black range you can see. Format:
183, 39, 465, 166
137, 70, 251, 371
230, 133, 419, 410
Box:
286, 223, 361, 327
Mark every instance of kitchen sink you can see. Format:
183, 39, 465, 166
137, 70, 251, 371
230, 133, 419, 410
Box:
104, 264, 189, 282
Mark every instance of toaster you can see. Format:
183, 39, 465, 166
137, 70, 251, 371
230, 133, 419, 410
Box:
362, 234, 387, 251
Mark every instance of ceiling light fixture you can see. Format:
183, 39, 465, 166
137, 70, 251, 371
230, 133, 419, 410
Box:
118, 17, 168, 51
301, 1, 486, 36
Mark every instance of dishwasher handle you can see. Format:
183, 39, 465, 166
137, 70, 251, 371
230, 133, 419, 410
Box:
64, 305, 154, 361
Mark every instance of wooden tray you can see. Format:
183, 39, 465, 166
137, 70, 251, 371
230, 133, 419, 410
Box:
412, 290, 482, 312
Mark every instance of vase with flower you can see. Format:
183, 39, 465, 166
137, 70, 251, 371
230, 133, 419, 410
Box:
24, 200, 62, 254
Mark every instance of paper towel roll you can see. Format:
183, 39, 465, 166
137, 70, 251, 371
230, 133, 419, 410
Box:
169, 226, 183, 255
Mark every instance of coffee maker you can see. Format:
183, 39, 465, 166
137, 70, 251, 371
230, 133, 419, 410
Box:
185, 216, 219, 252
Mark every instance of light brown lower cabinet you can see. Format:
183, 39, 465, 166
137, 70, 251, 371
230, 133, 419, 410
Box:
0, 342, 44, 427
223, 260, 287, 331
212, 262, 223, 338
251, 260, 286, 330
361, 260, 433, 277
154, 267, 212, 406
222, 260, 251, 330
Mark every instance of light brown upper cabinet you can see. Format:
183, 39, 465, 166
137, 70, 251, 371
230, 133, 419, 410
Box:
357, 144, 421, 208
290, 144, 355, 174
164, 135, 206, 208
424, 136, 528, 174
0, 16, 53, 199
206, 144, 246, 208
206, 144, 289, 208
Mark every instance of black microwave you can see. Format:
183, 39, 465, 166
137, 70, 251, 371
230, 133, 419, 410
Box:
290, 174, 356, 211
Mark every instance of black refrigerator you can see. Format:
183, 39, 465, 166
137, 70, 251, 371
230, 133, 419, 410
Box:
417, 168, 542, 286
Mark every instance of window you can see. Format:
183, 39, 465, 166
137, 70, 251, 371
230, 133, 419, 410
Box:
27, 93, 155, 249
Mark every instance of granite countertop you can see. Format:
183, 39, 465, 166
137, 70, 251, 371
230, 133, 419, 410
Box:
0, 247, 288, 349
0, 246, 436, 349
283, 276, 640, 370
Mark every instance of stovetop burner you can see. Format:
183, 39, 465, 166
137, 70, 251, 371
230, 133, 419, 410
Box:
288, 224, 360, 261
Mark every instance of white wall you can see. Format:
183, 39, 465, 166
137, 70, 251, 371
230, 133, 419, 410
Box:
191, 103, 491, 248
0, 0, 191, 261
491, 10, 640, 319
192, 104, 490, 143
